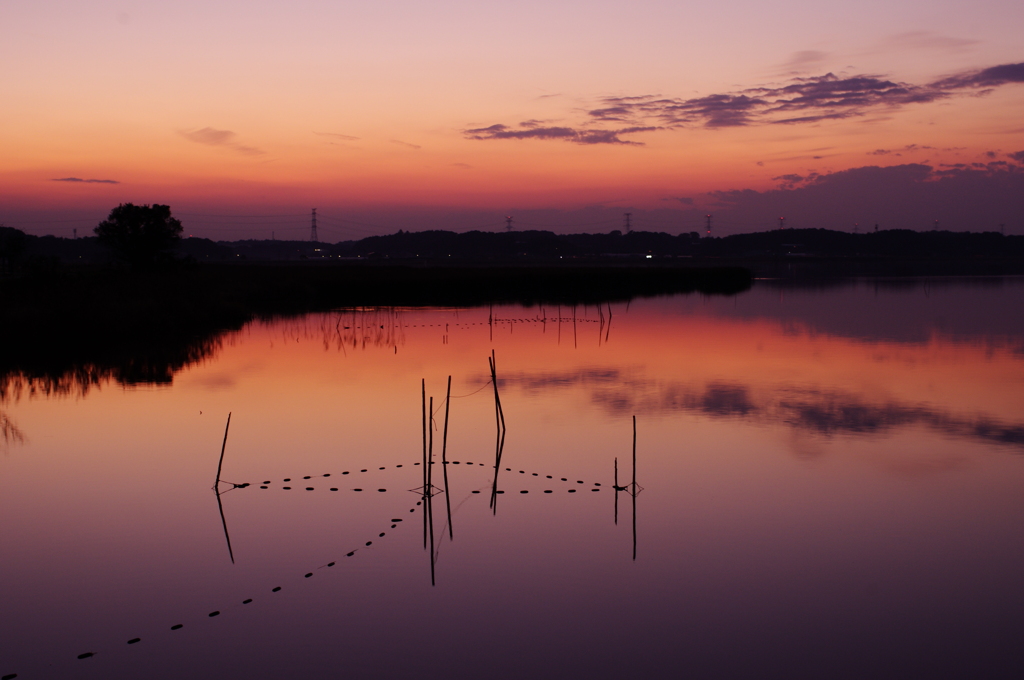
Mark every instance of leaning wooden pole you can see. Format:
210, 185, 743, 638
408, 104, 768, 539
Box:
491, 350, 506, 439
489, 355, 500, 510
213, 412, 232, 490
488, 352, 507, 511
428, 397, 434, 493
421, 379, 428, 488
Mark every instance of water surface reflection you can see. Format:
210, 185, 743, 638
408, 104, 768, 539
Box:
2, 279, 1024, 679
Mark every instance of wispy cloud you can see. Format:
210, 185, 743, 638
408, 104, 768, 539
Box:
867, 144, 935, 157
881, 31, 980, 53
931, 62, 1024, 89
179, 127, 263, 155
51, 177, 119, 184
771, 172, 822, 189
782, 50, 830, 71
592, 73, 949, 128
463, 123, 657, 146
313, 131, 359, 141
390, 139, 422, 150
465, 61, 1024, 145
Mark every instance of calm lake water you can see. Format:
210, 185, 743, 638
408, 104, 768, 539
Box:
3, 278, 1024, 679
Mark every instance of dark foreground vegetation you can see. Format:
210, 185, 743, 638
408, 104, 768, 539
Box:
0, 262, 750, 400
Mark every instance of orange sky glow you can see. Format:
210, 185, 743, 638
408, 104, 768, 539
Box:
2, 1, 1023, 237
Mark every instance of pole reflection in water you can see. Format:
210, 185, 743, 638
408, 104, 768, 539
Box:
214, 487, 236, 565
613, 417, 642, 560
427, 396, 436, 586
441, 375, 453, 541
213, 413, 235, 564
488, 351, 507, 514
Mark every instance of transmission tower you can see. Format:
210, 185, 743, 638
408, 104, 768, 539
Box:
624, 212, 632, 232
705, 214, 712, 237
778, 216, 786, 230
310, 208, 318, 242
505, 215, 514, 232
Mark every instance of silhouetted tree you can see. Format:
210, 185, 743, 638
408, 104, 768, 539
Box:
0, 225, 28, 274
94, 203, 183, 265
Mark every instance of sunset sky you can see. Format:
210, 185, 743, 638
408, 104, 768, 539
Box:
2, 0, 1023, 239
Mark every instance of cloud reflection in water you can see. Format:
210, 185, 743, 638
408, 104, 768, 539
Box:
492, 369, 1024, 449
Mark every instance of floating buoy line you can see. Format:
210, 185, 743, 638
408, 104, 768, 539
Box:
2, 460, 614, 679
4, 352, 638, 679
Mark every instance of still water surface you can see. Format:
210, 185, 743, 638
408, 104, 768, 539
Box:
3, 279, 1024, 679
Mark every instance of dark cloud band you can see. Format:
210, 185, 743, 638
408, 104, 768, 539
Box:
463, 123, 657, 146
464, 61, 1024, 144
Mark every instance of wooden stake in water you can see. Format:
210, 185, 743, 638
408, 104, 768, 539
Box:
428, 397, 434, 493
421, 379, 427, 487
213, 412, 232, 489
632, 415, 637, 489
573, 304, 577, 349
488, 351, 507, 512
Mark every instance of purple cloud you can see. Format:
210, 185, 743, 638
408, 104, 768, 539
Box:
932, 63, 1024, 89
51, 177, 119, 184
467, 62, 1024, 147
772, 172, 822, 189
180, 127, 263, 155
599, 62, 1024, 128
705, 162, 1023, 233
463, 123, 657, 146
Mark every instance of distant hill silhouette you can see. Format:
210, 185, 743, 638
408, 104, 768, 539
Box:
5, 225, 1023, 269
